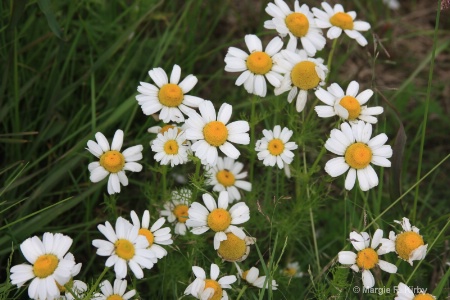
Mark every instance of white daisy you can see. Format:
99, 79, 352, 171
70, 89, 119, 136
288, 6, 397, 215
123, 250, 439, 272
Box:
274, 49, 328, 112
205, 156, 252, 203
10, 233, 75, 300
86, 129, 143, 195
338, 229, 397, 288
160, 188, 192, 235
136, 64, 204, 123
237, 265, 278, 290
130, 210, 173, 260
395, 283, 435, 300
281, 261, 303, 278
59, 252, 88, 300
184, 263, 237, 300
151, 128, 189, 166
379, 217, 428, 266
255, 125, 298, 169
186, 191, 250, 250
264, 0, 326, 56
185, 100, 250, 166
312, 2, 371, 46
92, 216, 156, 279
92, 279, 136, 300
324, 120, 392, 191
217, 232, 255, 262
314, 81, 383, 124
224, 34, 283, 97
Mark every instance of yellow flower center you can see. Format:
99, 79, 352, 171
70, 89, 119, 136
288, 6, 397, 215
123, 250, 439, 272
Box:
395, 231, 424, 261
203, 121, 228, 147
413, 294, 435, 300
339, 96, 361, 120
173, 204, 189, 223
283, 267, 297, 277
330, 12, 354, 30
285, 12, 309, 37
345, 143, 372, 169
100, 150, 125, 173
356, 248, 378, 269
217, 232, 247, 262
242, 270, 249, 280
207, 208, 232, 232
33, 254, 59, 278
158, 83, 184, 107
160, 124, 176, 134
246, 51, 273, 75
216, 170, 236, 187
291, 61, 320, 90
203, 279, 223, 300
164, 140, 179, 155
138, 228, 154, 247
115, 239, 135, 260
268, 138, 285, 156
106, 295, 124, 300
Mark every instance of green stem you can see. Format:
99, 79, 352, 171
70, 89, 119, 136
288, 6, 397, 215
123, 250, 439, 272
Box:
161, 164, 167, 201
85, 266, 109, 298
326, 38, 338, 83
236, 285, 248, 300
412, 0, 441, 223
249, 95, 257, 189
191, 159, 202, 202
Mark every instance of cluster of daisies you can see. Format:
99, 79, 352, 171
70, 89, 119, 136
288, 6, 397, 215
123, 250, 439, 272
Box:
8, 1, 436, 300
338, 217, 434, 299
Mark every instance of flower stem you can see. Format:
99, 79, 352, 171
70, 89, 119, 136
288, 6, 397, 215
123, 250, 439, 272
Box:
249, 95, 258, 189
84, 266, 109, 299
326, 38, 338, 84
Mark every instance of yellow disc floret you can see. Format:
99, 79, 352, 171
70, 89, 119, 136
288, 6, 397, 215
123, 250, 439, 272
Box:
115, 239, 135, 260
356, 248, 378, 269
106, 295, 124, 300
345, 143, 372, 169
285, 13, 309, 37
217, 232, 247, 262
246, 51, 273, 75
203, 121, 228, 146
158, 83, 184, 107
330, 12, 354, 30
100, 150, 125, 173
207, 208, 232, 232
203, 279, 223, 300
282, 268, 297, 277
242, 270, 249, 280
173, 204, 189, 223
33, 254, 59, 278
268, 139, 285, 156
164, 140, 179, 155
339, 96, 361, 120
395, 231, 424, 261
138, 228, 154, 247
216, 170, 236, 187
291, 61, 320, 90
413, 294, 435, 300
160, 124, 176, 134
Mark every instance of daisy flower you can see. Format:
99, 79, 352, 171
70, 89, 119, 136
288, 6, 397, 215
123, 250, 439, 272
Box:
224, 34, 283, 97
314, 81, 383, 124
136, 64, 204, 123
58, 253, 88, 300
338, 229, 397, 288
130, 210, 173, 260
324, 120, 392, 191
312, 2, 371, 46
184, 263, 237, 300
151, 128, 189, 166
281, 261, 303, 278
255, 125, 298, 169
186, 191, 250, 249
86, 129, 143, 195
274, 49, 328, 112
160, 188, 192, 235
10, 233, 75, 300
395, 283, 435, 300
237, 265, 278, 290
379, 217, 428, 266
205, 156, 252, 203
92, 279, 136, 300
217, 232, 255, 262
264, 0, 326, 56
185, 100, 250, 166
92, 216, 156, 279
